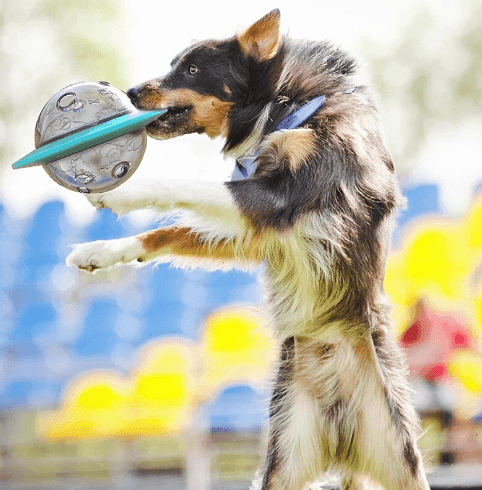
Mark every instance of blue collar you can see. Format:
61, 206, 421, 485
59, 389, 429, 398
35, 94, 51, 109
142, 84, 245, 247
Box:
231, 95, 327, 181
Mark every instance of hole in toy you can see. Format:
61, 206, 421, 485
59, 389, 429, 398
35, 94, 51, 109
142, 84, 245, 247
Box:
57, 92, 78, 112
112, 162, 130, 178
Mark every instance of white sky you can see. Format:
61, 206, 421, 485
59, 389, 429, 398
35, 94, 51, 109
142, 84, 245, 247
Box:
2, 0, 480, 223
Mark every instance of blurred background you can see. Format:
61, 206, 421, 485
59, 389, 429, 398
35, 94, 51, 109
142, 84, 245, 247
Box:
1, 0, 482, 488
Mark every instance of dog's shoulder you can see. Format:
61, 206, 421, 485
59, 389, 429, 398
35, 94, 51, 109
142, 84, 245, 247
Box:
227, 91, 400, 232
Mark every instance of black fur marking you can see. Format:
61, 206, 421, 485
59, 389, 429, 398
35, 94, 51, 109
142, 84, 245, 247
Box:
404, 442, 419, 477
261, 444, 278, 490
162, 40, 244, 102
341, 478, 357, 490
326, 396, 343, 420
226, 101, 270, 150
325, 49, 357, 76
325, 398, 357, 464
337, 428, 357, 462
262, 337, 295, 490
226, 142, 349, 230
269, 336, 295, 419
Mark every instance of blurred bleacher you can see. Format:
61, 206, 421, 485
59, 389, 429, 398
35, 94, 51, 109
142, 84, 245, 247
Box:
0, 183, 444, 414
1, 182, 482, 487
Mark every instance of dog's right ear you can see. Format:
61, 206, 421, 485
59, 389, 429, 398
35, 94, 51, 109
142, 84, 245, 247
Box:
237, 9, 281, 62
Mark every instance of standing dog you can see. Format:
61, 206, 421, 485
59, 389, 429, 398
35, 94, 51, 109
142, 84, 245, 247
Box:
67, 10, 430, 490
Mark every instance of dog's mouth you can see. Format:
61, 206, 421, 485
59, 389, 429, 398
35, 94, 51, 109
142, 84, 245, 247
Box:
156, 106, 191, 123
145, 105, 193, 137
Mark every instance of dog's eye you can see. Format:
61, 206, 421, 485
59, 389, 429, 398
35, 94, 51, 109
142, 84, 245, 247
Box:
189, 65, 199, 75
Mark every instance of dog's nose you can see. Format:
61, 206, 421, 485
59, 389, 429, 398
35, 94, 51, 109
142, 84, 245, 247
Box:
126, 86, 140, 102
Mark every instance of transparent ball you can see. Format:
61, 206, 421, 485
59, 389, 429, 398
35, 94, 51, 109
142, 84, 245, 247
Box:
35, 81, 147, 193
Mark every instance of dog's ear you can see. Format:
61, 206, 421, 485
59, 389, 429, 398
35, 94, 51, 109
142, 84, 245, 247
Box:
237, 9, 281, 62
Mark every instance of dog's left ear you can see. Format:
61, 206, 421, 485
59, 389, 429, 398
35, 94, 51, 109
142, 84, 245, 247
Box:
237, 9, 281, 62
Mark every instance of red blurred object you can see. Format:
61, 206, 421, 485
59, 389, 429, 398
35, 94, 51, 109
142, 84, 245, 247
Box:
400, 300, 473, 381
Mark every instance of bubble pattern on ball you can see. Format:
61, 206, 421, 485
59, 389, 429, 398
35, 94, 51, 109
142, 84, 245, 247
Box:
35, 81, 147, 193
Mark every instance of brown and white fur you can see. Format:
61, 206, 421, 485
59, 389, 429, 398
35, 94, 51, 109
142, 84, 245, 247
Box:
66, 10, 430, 490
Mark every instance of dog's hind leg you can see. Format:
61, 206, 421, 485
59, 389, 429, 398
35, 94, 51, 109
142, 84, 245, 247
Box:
329, 326, 430, 490
259, 332, 430, 490
256, 337, 326, 490
257, 335, 379, 490
339, 475, 382, 490
348, 326, 431, 490
256, 336, 373, 490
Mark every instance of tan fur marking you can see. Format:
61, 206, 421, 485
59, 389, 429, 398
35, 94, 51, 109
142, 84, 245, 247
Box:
237, 9, 280, 61
139, 226, 260, 262
189, 94, 233, 138
137, 88, 233, 138
259, 129, 316, 174
223, 84, 232, 97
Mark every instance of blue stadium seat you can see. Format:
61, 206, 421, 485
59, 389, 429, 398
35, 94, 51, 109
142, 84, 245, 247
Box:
140, 265, 189, 340
87, 208, 128, 241
0, 203, 4, 289
19, 201, 65, 285
73, 299, 119, 356
393, 184, 442, 245
207, 270, 261, 310
0, 380, 32, 410
26, 379, 63, 408
209, 385, 267, 432
146, 264, 187, 304
141, 300, 186, 340
0, 379, 62, 410
11, 301, 56, 342
208, 270, 256, 288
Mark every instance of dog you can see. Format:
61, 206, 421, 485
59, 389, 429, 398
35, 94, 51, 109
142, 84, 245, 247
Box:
66, 10, 431, 490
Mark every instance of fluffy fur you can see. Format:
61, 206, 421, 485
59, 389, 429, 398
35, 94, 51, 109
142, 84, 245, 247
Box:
66, 10, 430, 490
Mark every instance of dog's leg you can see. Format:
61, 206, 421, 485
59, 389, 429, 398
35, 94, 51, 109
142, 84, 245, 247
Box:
257, 337, 329, 490
66, 225, 259, 272
339, 476, 380, 490
331, 328, 430, 490
256, 336, 349, 490
67, 178, 258, 271
257, 333, 430, 490
86, 178, 246, 233
352, 327, 431, 490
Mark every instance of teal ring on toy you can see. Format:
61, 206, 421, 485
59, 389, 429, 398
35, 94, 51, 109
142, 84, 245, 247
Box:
12, 108, 167, 169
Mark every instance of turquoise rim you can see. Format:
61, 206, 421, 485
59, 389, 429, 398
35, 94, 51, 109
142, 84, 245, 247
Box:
12, 109, 167, 169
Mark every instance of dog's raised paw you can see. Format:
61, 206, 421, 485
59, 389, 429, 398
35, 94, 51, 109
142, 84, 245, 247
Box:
86, 183, 160, 215
86, 193, 107, 210
66, 237, 146, 272
86, 192, 127, 213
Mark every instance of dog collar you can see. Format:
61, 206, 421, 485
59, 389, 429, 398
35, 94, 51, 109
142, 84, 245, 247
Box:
231, 95, 327, 181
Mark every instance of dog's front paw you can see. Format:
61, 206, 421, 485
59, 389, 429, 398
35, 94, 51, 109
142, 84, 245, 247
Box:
66, 237, 146, 272
86, 192, 109, 211
86, 181, 172, 215
86, 188, 145, 215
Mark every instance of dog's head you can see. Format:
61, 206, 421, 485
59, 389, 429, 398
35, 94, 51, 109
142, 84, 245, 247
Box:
127, 10, 281, 140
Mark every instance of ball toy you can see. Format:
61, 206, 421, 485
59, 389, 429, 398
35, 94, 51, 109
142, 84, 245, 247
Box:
12, 81, 166, 193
